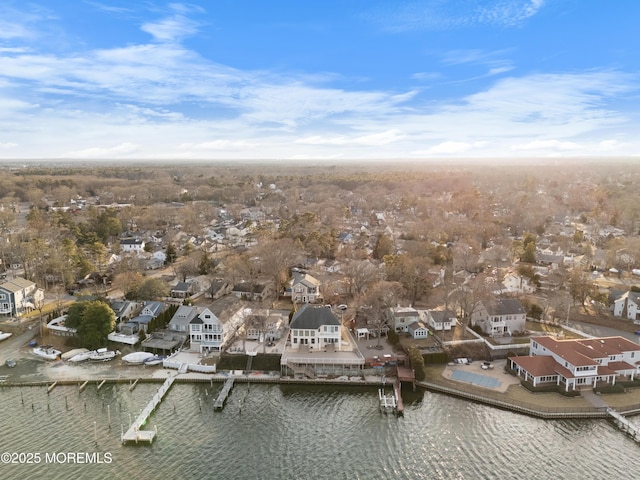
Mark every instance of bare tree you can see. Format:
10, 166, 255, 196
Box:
343, 260, 380, 297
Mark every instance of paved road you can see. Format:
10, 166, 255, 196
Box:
567, 321, 640, 344
0, 325, 37, 364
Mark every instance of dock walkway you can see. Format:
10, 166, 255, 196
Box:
213, 377, 235, 411
121, 375, 175, 444
607, 407, 640, 442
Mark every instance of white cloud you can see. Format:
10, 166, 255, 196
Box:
140, 3, 203, 43
0, 4, 638, 161
371, 0, 546, 32
65, 142, 140, 158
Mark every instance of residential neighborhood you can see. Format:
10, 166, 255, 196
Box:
3, 162, 640, 402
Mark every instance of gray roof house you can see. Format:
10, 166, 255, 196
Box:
168, 305, 200, 333
471, 298, 526, 337
289, 304, 341, 351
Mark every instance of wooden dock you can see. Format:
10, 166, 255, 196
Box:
607, 407, 640, 442
213, 378, 235, 411
394, 381, 404, 416
121, 376, 175, 445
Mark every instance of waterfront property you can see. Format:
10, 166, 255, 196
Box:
189, 307, 224, 354
509, 336, 640, 391
0, 277, 44, 318
289, 304, 341, 350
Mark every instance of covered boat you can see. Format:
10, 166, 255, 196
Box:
0, 331, 12, 341
62, 348, 89, 361
122, 351, 154, 364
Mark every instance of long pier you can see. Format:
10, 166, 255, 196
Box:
121, 376, 175, 444
607, 407, 640, 442
213, 378, 235, 411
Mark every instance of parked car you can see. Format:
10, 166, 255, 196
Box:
454, 357, 472, 365
481, 361, 494, 370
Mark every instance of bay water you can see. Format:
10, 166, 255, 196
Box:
0, 382, 636, 479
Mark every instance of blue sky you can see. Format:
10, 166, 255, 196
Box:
0, 0, 638, 161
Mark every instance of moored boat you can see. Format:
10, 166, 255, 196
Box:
0, 331, 12, 341
33, 346, 62, 361
89, 348, 119, 362
122, 351, 154, 364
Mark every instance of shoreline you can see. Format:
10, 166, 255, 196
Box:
4, 366, 640, 421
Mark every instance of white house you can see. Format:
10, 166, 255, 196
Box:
503, 272, 537, 294
509, 336, 640, 391
289, 304, 341, 350
427, 310, 456, 331
407, 321, 429, 339
189, 307, 224, 354
613, 291, 640, 321
471, 298, 526, 337
0, 277, 44, 317
120, 237, 145, 254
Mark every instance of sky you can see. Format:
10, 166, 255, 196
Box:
0, 0, 639, 161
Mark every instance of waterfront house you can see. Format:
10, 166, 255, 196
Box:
129, 301, 167, 333
509, 336, 640, 391
189, 307, 224, 354
471, 298, 526, 337
110, 300, 139, 323
289, 304, 341, 350
168, 305, 199, 333
0, 277, 44, 317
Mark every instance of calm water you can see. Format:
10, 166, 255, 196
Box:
0, 382, 637, 480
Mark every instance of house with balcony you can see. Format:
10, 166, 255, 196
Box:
289, 304, 341, 350
0, 277, 44, 317
471, 298, 526, 337
509, 336, 640, 391
189, 307, 224, 354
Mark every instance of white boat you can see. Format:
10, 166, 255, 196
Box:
143, 355, 166, 366
122, 351, 154, 364
67, 349, 97, 363
89, 348, 119, 362
33, 346, 62, 361
62, 348, 89, 361
0, 331, 12, 341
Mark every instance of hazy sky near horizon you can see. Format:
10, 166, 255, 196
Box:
0, 0, 638, 161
